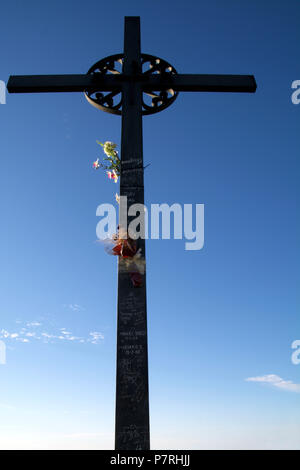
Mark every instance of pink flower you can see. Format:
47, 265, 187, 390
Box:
93, 158, 100, 169
107, 170, 118, 183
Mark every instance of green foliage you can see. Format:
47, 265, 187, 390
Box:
96, 141, 121, 175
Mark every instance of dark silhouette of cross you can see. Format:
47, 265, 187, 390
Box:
7, 16, 257, 450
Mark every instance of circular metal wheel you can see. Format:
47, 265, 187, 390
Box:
84, 53, 178, 115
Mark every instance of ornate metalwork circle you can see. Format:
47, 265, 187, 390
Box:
84, 53, 178, 115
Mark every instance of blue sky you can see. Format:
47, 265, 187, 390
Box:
0, 0, 299, 449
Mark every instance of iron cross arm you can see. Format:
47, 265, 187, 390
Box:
7, 72, 256, 94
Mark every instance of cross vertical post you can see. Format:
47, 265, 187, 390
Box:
115, 17, 150, 450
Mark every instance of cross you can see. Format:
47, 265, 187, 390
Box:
7, 16, 257, 450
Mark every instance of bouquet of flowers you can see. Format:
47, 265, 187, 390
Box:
104, 227, 145, 288
93, 141, 120, 183
93, 142, 145, 287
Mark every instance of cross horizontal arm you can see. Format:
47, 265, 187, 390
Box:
6, 74, 122, 93
7, 73, 257, 95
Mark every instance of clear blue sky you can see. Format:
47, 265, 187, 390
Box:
0, 0, 299, 450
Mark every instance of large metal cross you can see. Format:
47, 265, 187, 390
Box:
7, 16, 256, 450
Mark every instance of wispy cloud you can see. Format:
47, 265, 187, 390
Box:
16, 337, 29, 343
89, 332, 105, 344
1, 330, 19, 339
26, 322, 42, 327
64, 304, 85, 312
0, 323, 104, 346
245, 374, 300, 393
60, 329, 71, 335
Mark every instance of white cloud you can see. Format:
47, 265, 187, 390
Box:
245, 374, 300, 393
26, 322, 42, 327
0, 324, 103, 346
1, 330, 10, 338
1, 330, 22, 340
65, 304, 85, 312
88, 332, 104, 344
